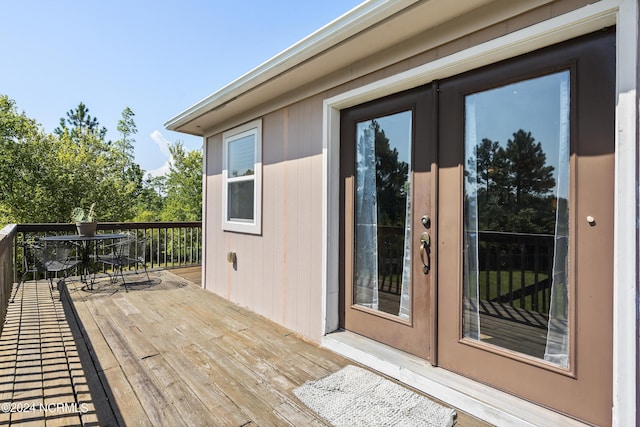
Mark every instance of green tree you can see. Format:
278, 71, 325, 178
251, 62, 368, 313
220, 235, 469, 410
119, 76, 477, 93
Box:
0, 97, 145, 223
470, 137, 510, 231
368, 120, 409, 227
502, 130, 556, 233
160, 142, 202, 221
0, 96, 202, 225
0, 95, 55, 223
503, 130, 555, 206
52, 127, 132, 221
54, 102, 107, 141
50, 103, 142, 222
116, 107, 137, 163
113, 107, 144, 207
472, 129, 556, 234
135, 175, 166, 221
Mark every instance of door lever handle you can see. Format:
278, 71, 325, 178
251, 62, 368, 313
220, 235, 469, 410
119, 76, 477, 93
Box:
420, 232, 431, 274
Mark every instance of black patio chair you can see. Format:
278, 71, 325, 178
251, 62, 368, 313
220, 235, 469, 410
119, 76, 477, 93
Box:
96, 236, 150, 290
12, 240, 81, 302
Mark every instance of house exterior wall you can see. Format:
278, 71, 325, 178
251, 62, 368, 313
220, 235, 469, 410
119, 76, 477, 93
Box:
195, 0, 639, 423
205, 97, 325, 339
203, 0, 598, 342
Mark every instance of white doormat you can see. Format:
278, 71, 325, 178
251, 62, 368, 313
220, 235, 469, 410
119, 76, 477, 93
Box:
293, 365, 455, 427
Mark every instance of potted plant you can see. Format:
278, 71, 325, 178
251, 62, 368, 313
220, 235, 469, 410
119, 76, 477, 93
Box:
71, 203, 97, 236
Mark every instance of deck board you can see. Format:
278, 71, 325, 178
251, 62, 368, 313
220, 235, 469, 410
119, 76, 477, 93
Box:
63, 271, 337, 426
0, 267, 489, 426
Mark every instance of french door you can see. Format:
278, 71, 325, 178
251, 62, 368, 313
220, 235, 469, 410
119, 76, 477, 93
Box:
340, 29, 615, 426
340, 87, 435, 360
437, 29, 615, 426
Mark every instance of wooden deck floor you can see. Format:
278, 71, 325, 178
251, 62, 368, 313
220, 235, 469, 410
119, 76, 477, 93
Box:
0, 267, 487, 426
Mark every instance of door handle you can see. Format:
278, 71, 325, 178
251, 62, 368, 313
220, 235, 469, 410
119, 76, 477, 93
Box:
420, 231, 431, 274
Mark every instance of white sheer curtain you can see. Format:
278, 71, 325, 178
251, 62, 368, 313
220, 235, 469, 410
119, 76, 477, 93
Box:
544, 73, 571, 367
398, 182, 411, 319
354, 124, 379, 309
463, 99, 481, 340
464, 72, 572, 364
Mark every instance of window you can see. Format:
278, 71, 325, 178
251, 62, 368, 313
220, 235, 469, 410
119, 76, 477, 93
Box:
222, 119, 262, 234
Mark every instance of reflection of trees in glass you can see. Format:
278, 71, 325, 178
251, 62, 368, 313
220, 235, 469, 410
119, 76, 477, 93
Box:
231, 168, 254, 178
366, 120, 409, 227
469, 129, 559, 234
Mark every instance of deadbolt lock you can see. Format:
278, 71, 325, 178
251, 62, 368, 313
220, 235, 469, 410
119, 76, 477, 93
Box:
421, 215, 431, 229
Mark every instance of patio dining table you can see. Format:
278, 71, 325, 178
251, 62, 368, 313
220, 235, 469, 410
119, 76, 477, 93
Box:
40, 233, 128, 288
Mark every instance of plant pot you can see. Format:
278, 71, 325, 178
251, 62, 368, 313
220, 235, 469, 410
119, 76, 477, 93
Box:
76, 222, 97, 236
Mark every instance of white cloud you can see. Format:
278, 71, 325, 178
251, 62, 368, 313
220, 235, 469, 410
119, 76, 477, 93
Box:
150, 130, 172, 158
147, 161, 171, 178
147, 130, 173, 177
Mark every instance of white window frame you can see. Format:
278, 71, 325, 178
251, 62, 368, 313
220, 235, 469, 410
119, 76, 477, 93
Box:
222, 119, 262, 234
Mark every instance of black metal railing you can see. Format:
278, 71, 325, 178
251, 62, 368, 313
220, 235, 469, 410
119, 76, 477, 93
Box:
477, 231, 554, 316
12, 222, 202, 283
376, 228, 555, 317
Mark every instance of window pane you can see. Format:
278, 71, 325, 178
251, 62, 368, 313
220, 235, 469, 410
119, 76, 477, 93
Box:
228, 134, 255, 178
354, 111, 412, 318
228, 181, 254, 221
463, 71, 570, 366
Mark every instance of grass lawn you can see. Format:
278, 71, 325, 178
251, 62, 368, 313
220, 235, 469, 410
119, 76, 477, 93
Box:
478, 270, 551, 313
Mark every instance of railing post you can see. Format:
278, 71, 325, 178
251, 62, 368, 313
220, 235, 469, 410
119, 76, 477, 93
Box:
0, 225, 18, 332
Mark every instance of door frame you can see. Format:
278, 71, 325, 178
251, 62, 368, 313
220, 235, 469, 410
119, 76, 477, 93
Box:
320, 2, 636, 425
338, 86, 437, 361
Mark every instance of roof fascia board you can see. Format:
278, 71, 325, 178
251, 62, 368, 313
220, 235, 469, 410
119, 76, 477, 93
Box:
325, 1, 618, 110
165, 0, 419, 131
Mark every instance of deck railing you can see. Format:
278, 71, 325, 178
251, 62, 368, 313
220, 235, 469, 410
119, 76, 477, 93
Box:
477, 230, 554, 316
0, 225, 17, 328
377, 228, 554, 320
12, 222, 202, 284
0, 222, 201, 335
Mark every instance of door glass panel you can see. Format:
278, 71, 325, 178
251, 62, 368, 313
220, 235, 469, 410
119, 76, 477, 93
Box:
463, 71, 570, 367
354, 111, 412, 318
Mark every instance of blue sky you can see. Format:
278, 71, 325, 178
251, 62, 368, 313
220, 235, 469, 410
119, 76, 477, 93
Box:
1, 0, 362, 176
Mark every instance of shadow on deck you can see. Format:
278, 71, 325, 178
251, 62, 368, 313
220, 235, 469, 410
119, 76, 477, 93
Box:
0, 267, 486, 426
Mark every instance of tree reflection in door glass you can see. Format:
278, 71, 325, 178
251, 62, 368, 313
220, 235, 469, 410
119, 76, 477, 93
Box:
463, 71, 571, 367
354, 111, 412, 318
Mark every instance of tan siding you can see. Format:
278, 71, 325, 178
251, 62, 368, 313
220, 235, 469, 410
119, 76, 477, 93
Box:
204, 135, 221, 297
262, 109, 284, 321
203, 99, 325, 340
202, 0, 598, 343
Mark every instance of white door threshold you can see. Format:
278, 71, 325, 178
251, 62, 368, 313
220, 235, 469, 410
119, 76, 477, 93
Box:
322, 330, 590, 427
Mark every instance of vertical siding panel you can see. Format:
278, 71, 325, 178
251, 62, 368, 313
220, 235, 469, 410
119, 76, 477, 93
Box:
295, 100, 313, 338
309, 97, 325, 341
235, 235, 250, 308
272, 111, 286, 323
225, 228, 234, 301
255, 165, 270, 318
261, 110, 285, 320
275, 111, 287, 322
273, 109, 288, 325
309, 153, 324, 340
205, 135, 225, 298
246, 234, 257, 309
284, 106, 299, 332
